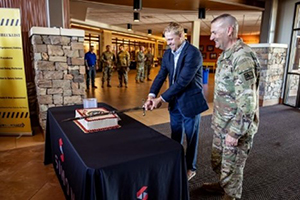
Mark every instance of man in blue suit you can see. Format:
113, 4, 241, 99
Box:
144, 22, 208, 181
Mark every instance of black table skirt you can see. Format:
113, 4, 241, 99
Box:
44, 103, 189, 200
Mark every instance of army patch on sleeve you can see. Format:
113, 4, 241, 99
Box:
243, 71, 254, 81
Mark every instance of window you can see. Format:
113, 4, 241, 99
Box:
283, 2, 300, 108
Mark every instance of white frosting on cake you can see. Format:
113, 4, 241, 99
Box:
74, 108, 120, 133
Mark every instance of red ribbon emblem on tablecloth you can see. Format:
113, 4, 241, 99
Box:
137, 186, 148, 200
59, 138, 64, 162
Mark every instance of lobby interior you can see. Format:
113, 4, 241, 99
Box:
1, 0, 300, 199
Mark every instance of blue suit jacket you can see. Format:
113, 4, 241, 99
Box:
150, 41, 209, 117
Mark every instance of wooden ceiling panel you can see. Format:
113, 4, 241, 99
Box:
71, 0, 264, 36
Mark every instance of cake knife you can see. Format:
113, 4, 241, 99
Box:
61, 106, 145, 122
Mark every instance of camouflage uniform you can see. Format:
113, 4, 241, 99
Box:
144, 52, 154, 80
211, 39, 260, 199
135, 51, 145, 82
101, 51, 116, 87
117, 50, 130, 87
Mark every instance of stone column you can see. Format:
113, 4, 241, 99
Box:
250, 43, 288, 106
29, 27, 86, 131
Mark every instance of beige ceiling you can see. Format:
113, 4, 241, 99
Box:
70, 0, 264, 36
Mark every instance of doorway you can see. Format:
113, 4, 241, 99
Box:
283, 2, 300, 108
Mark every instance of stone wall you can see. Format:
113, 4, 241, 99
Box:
30, 28, 86, 130
288, 75, 299, 96
250, 44, 288, 106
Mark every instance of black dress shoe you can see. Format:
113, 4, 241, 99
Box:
92, 86, 98, 89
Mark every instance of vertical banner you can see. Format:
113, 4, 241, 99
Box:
0, 8, 32, 135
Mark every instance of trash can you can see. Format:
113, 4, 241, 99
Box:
203, 68, 209, 84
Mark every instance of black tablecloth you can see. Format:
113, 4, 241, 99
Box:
44, 103, 189, 200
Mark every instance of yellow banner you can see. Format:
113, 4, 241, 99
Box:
0, 8, 32, 135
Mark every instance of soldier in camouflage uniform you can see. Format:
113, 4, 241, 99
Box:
144, 47, 154, 81
135, 46, 146, 83
101, 45, 116, 88
201, 14, 260, 200
116, 45, 130, 88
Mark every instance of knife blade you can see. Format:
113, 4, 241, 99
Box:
61, 106, 145, 122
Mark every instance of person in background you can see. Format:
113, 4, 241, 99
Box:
144, 47, 154, 81
116, 45, 130, 88
84, 46, 98, 90
135, 46, 146, 83
101, 45, 116, 88
201, 14, 260, 200
143, 22, 208, 181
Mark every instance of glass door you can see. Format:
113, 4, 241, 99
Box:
283, 3, 300, 108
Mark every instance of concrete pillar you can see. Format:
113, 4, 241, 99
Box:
260, 0, 278, 43
154, 40, 159, 60
47, 0, 70, 28
101, 30, 112, 55
191, 21, 200, 48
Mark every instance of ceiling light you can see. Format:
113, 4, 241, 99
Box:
133, 0, 142, 11
198, 8, 206, 19
134, 12, 140, 22
127, 23, 132, 31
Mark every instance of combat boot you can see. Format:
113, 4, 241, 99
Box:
201, 182, 224, 194
222, 193, 235, 200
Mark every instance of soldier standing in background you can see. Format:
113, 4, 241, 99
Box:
116, 45, 130, 88
135, 46, 146, 83
144, 47, 154, 81
201, 14, 260, 200
101, 45, 115, 88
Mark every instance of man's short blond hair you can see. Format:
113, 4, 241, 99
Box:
164, 22, 184, 36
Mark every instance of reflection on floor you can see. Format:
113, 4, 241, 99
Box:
0, 67, 215, 151
0, 67, 215, 199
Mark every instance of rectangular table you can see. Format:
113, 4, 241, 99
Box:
44, 103, 189, 200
